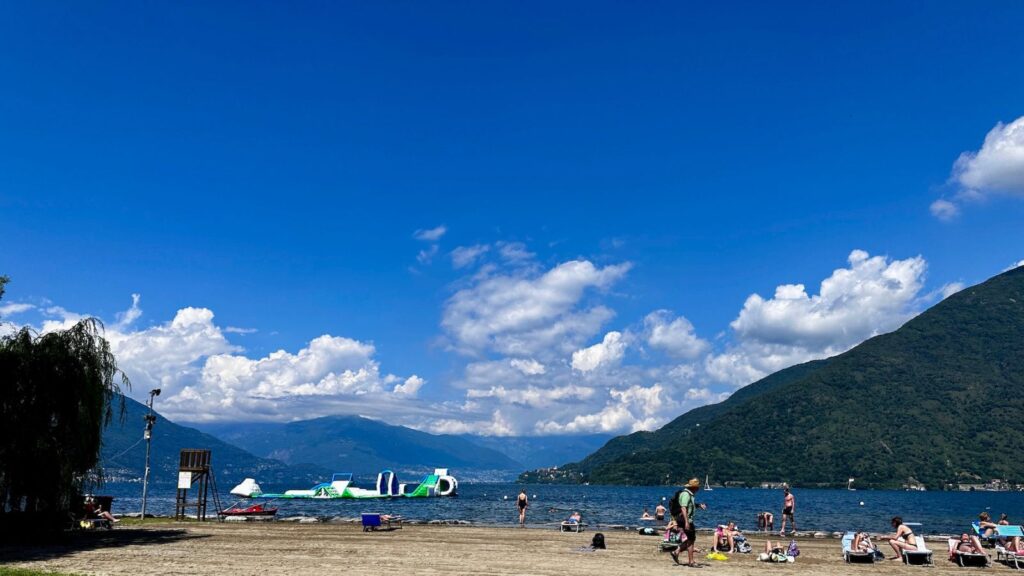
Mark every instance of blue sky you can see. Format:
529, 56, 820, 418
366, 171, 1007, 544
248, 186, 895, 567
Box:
2, 1, 1023, 434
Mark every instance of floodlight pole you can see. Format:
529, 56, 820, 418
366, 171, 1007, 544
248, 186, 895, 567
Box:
140, 388, 160, 518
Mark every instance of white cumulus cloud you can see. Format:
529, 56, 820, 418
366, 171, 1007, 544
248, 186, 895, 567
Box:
509, 358, 546, 376
571, 331, 627, 372
394, 375, 425, 396
929, 199, 959, 221
706, 249, 928, 387
644, 310, 709, 359
934, 115, 1024, 219
442, 259, 631, 357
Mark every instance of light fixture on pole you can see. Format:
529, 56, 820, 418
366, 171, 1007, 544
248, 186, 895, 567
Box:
140, 388, 160, 519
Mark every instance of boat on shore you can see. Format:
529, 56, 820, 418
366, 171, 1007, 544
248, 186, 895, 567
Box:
219, 501, 278, 517
230, 468, 458, 500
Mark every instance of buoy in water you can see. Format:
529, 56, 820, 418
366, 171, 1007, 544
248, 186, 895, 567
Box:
503, 495, 508, 500
859, 501, 865, 506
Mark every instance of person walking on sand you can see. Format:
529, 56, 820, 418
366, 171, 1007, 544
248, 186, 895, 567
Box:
671, 478, 707, 567
516, 490, 528, 526
779, 487, 796, 535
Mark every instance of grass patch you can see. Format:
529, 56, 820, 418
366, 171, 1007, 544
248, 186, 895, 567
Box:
0, 568, 81, 576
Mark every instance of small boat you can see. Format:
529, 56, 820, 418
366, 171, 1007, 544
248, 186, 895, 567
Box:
220, 501, 278, 517
704, 474, 713, 491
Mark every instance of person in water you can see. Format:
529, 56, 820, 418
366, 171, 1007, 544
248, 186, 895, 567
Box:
758, 511, 775, 532
516, 490, 528, 527
655, 502, 667, 521
779, 488, 796, 535
671, 477, 707, 567
886, 516, 918, 560
641, 507, 655, 521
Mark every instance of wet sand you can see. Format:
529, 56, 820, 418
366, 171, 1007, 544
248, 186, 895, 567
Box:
1, 522, 977, 576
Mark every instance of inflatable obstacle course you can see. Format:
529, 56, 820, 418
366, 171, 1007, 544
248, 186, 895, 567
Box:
230, 469, 458, 500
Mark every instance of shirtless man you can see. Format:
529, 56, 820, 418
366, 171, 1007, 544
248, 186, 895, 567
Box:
779, 488, 796, 535
655, 502, 667, 521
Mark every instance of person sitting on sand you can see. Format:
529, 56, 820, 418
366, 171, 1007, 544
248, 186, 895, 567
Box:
664, 520, 683, 545
886, 516, 918, 560
716, 521, 742, 553
655, 503, 666, 521
641, 508, 655, 521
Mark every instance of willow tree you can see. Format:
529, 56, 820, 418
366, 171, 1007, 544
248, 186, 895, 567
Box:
0, 277, 129, 531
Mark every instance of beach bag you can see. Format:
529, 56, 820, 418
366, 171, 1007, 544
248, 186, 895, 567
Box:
591, 533, 606, 549
787, 540, 800, 557
669, 490, 684, 517
638, 527, 658, 536
736, 540, 752, 553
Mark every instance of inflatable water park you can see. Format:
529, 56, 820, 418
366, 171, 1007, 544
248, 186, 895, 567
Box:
230, 468, 458, 500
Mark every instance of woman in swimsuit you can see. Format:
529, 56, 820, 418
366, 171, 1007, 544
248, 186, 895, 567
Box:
516, 490, 528, 526
978, 511, 999, 538
886, 516, 918, 560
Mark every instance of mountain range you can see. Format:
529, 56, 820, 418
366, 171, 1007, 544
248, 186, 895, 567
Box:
522, 266, 1024, 489
101, 398, 609, 486
99, 395, 328, 487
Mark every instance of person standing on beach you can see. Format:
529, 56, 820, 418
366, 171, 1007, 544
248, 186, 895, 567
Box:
779, 487, 796, 535
516, 490, 528, 526
671, 478, 707, 567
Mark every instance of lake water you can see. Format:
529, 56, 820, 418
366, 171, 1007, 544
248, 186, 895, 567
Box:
101, 481, 1024, 535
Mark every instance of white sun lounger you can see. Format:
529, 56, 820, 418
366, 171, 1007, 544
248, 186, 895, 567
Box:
560, 521, 586, 533
947, 538, 989, 567
842, 532, 877, 563
997, 544, 1024, 569
902, 535, 933, 566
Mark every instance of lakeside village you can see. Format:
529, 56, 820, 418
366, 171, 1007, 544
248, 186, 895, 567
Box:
521, 467, 1024, 492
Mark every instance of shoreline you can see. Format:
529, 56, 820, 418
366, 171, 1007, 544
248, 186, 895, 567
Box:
125, 514, 968, 540
0, 521, 983, 576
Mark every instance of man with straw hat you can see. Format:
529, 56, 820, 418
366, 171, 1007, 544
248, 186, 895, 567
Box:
671, 477, 707, 566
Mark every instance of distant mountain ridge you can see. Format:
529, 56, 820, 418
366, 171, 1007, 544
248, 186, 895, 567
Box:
525, 266, 1024, 489
99, 395, 327, 487
198, 415, 522, 479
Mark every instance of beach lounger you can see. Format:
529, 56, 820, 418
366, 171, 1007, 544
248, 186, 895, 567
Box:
902, 536, 933, 566
361, 513, 401, 531
842, 532, 877, 563
361, 513, 382, 531
997, 545, 1024, 569
560, 521, 586, 533
947, 538, 989, 567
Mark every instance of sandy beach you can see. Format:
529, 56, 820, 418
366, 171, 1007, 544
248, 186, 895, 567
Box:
1, 521, 983, 576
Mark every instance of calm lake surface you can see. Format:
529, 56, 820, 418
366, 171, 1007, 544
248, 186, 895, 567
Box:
101, 481, 1024, 535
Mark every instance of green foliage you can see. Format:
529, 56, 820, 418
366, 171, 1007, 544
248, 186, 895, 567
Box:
0, 301, 129, 531
528, 266, 1024, 489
